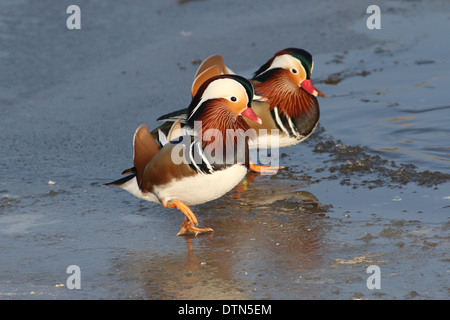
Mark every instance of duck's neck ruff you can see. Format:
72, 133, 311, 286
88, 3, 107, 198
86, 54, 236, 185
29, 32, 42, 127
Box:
254, 69, 317, 120
187, 99, 254, 150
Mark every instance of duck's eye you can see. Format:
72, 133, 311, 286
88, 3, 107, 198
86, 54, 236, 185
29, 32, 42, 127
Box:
230, 96, 237, 102
291, 68, 298, 74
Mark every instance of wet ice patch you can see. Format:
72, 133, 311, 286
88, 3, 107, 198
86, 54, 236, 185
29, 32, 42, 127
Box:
312, 9, 450, 177
0, 214, 59, 235
121, 214, 151, 225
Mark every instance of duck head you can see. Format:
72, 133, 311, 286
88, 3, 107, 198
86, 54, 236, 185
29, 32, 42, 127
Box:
253, 48, 321, 95
187, 74, 261, 142
252, 48, 325, 119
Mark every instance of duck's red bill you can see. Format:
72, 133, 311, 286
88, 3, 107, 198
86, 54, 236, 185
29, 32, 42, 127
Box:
241, 107, 262, 124
300, 79, 319, 97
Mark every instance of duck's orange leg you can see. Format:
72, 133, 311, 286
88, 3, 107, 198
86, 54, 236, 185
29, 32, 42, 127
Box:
249, 162, 284, 175
164, 200, 213, 236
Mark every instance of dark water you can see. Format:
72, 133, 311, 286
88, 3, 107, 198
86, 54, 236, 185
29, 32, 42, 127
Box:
0, 0, 448, 299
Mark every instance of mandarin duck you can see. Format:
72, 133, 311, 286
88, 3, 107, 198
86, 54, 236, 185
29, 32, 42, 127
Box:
154, 48, 326, 173
106, 74, 261, 236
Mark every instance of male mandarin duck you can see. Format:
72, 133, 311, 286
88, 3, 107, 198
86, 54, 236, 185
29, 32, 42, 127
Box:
154, 48, 326, 173
106, 74, 262, 236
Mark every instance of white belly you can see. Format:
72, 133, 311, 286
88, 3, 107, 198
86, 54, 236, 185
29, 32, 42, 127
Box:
250, 132, 304, 149
153, 164, 248, 206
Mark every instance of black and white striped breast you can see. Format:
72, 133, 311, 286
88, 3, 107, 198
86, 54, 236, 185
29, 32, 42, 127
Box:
183, 137, 250, 174
270, 105, 320, 143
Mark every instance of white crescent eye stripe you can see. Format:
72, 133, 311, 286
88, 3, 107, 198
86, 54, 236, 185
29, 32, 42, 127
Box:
257, 54, 306, 81
189, 78, 249, 120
